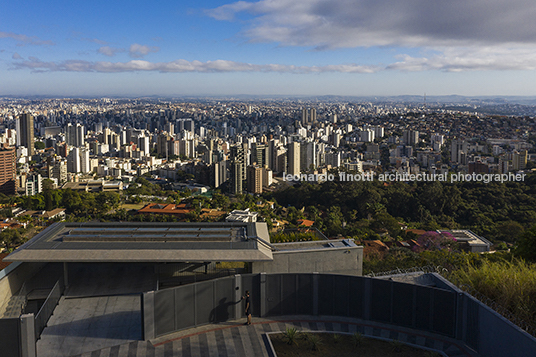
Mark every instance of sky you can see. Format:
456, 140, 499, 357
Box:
2, 0, 536, 97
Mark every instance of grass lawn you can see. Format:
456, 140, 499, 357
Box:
119, 203, 147, 210
270, 332, 441, 357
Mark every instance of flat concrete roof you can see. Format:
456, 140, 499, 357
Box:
443, 230, 492, 248
272, 238, 359, 252
5, 222, 273, 263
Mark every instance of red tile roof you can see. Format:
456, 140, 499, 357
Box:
138, 203, 193, 215
297, 219, 315, 227
0, 253, 12, 271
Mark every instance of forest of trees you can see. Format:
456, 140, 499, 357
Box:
270, 170, 536, 243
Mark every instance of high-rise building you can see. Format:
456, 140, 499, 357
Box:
246, 165, 263, 194
229, 161, 243, 194
16, 113, 35, 156
274, 147, 287, 173
513, 150, 528, 171
288, 141, 301, 175
360, 129, 374, 143
177, 118, 195, 134
80, 148, 91, 173
251, 143, 269, 167
67, 147, 81, 173
262, 166, 273, 187
451, 139, 468, 163
211, 160, 227, 188
373, 126, 384, 138
300, 140, 317, 171
325, 151, 341, 168
229, 145, 245, 194
66, 123, 85, 147
301, 108, 317, 125
402, 130, 419, 146
48, 158, 68, 185
25, 174, 42, 196
0, 144, 17, 195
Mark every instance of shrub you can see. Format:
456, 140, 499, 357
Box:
283, 327, 299, 345
448, 259, 536, 326
308, 334, 322, 351
352, 332, 364, 347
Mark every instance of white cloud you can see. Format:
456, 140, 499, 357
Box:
0, 31, 54, 46
13, 50, 536, 74
388, 47, 536, 72
207, 0, 536, 49
11, 57, 379, 74
12, 52, 22, 60
97, 46, 124, 57
129, 43, 160, 58
204, 1, 255, 21
204, 0, 536, 73
83, 38, 108, 45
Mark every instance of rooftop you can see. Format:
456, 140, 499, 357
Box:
272, 238, 358, 252
5, 222, 273, 263
443, 230, 492, 249
138, 203, 192, 215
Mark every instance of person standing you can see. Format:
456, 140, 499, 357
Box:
243, 290, 251, 325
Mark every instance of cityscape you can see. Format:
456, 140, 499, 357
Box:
2, 1, 536, 357
1, 96, 535, 199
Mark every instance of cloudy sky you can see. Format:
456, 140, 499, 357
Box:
2, 0, 536, 97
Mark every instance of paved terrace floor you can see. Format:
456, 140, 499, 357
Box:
58, 316, 478, 357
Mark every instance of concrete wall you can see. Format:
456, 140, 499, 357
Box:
474, 295, 536, 357
252, 245, 363, 276
0, 263, 46, 316
145, 273, 456, 340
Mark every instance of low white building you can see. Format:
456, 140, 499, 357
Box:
225, 208, 258, 223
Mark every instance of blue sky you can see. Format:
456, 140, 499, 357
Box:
2, 0, 536, 97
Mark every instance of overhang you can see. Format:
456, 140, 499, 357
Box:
5, 222, 273, 263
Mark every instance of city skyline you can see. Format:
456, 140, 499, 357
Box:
2, 0, 536, 97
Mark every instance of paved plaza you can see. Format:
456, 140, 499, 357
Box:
38, 308, 476, 357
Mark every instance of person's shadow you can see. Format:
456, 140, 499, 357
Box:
209, 297, 239, 323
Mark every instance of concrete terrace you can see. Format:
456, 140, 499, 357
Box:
59, 315, 476, 357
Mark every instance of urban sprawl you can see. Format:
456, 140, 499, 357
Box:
0, 97, 534, 197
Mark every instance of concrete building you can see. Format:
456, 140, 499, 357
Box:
1, 221, 534, 357
229, 161, 243, 194
246, 165, 263, 194
65, 123, 85, 147
402, 130, 419, 146
225, 209, 258, 223
451, 139, 468, 163
25, 174, 42, 196
252, 239, 362, 275
48, 159, 68, 185
16, 113, 35, 156
301, 108, 316, 125
287, 141, 300, 175
0, 144, 17, 195
512, 150, 528, 171
67, 147, 81, 173
300, 140, 317, 172
444, 230, 492, 253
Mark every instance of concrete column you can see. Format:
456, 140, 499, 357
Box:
456, 292, 465, 340
142, 292, 155, 341
20, 314, 36, 357
63, 262, 68, 288
428, 289, 434, 331
363, 278, 371, 320
234, 274, 242, 320
313, 272, 319, 316
260, 273, 266, 317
